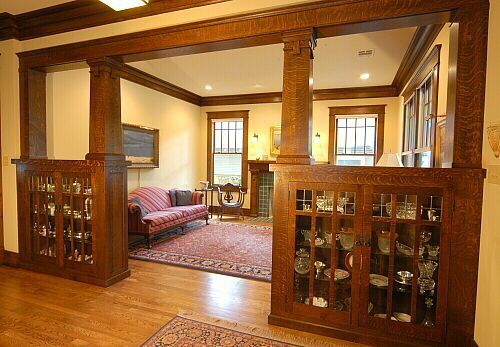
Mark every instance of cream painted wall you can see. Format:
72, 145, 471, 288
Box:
201, 96, 402, 208
46, 69, 204, 193
475, 0, 500, 346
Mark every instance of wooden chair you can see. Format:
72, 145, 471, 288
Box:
216, 183, 247, 220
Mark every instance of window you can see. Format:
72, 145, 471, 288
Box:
401, 45, 440, 168
207, 111, 248, 187
329, 105, 385, 167
335, 117, 377, 166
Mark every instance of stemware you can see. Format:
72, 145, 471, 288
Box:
418, 260, 438, 294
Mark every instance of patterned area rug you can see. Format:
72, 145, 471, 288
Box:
246, 216, 273, 223
129, 221, 272, 282
142, 316, 297, 346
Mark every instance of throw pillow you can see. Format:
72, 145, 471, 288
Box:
129, 197, 149, 218
176, 190, 193, 206
169, 190, 177, 207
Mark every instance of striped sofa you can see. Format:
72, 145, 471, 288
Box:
128, 186, 208, 248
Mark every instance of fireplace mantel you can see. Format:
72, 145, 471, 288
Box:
248, 160, 275, 216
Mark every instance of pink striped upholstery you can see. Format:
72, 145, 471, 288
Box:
128, 186, 172, 212
145, 209, 208, 233
167, 205, 208, 218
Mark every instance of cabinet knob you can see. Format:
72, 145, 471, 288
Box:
364, 241, 371, 247
355, 241, 362, 246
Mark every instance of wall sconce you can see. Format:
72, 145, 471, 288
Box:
251, 133, 259, 144
487, 124, 500, 158
314, 132, 321, 144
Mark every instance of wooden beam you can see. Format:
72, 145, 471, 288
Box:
393, 24, 445, 94
201, 85, 398, 106
0, 0, 231, 41
119, 64, 202, 106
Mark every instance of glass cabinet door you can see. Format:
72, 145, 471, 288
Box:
62, 175, 94, 265
363, 188, 446, 340
29, 174, 58, 259
291, 184, 360, 324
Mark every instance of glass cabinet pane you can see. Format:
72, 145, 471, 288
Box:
63, 176, 94, 264
294, 215, 311, 304
313, 216, 331, 308
370, 221, 390, 318
29, 175, 57, 258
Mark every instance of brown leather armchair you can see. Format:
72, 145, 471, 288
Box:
216, 183, 247, 220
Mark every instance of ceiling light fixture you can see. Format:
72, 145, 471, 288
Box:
360, 73, 370, 80
205, 85, 213, 91
99, 0, 149, 11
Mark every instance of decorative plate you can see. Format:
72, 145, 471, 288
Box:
369, 274, 389, 287
345, 252, 354, 271
393, 312, 411, 323
324, 268, 350, 281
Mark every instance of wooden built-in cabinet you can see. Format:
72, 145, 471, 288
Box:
270, 164, 483, 346
14, 159, 130, 287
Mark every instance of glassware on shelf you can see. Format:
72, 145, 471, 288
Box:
85, 197, 93, 220
420, 230, 433, 245
339, 228, 355, 250
301, 229, 311, 243
294, 248, 310, 274
418, 260, 438, 294
377, 230, 391, 254
421, 298, 435, 327
314, 261, 326, 279
337, 197, 348, 214
426, 245, 440, 258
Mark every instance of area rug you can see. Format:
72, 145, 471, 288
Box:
142, 314, 350, 347
246, 216, 273, 223
129, 221, 272, 282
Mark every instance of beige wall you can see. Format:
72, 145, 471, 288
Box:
201, 96, 402, 208
475, 0, 500, 346
46, 69, 204, 193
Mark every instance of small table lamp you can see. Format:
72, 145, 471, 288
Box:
376, 153, 404, 167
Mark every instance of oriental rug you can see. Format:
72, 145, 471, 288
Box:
129, 221, 272, 282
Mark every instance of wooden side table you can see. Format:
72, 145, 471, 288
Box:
195, 187, 215, 218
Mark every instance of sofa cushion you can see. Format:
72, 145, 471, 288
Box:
143, 210, 184, 227
176, 190, 193, 206
166, 205, 208, 218
169, 190, 177, 207
128, 186, 172, 212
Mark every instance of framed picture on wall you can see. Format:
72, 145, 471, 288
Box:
123, 123, 159, 168
270, 126, 281, 156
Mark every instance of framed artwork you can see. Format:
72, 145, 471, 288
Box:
270, 126, 281, 156
123, 123, 159, 168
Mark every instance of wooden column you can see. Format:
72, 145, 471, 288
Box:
19, 67, 47, 159
86, 57, 130, 285
276, 29, 316, 165
86, 57, 124, 161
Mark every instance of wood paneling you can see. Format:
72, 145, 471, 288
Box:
119, 63, 202, 106
393, 24, 445, 94
206, 111, 249, 188
328, 105, 386, 165
248, 160, 275, 217
277, 29, 315, 165
19, 68, 47, 159
0, 0, 231, 41
201, 86, 398, 107
2, 251, 20, 267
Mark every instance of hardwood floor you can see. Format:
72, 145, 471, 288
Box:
0, 260, 361, 346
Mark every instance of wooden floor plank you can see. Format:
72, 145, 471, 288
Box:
0, 258, 360, 346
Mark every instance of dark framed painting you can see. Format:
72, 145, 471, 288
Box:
123, 123, 159, 168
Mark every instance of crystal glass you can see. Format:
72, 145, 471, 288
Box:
294, 248, 310, 274
418, 260, 438, 293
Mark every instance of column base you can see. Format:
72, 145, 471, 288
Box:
276, 154, 315, 165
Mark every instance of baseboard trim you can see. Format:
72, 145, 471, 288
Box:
209, 206, 251, 216
3, 250, 20, 267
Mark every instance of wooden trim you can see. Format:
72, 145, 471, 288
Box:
0, 0, 231, 41
328, 105, 386, 165
16, 1, 455, 69
119, 63, 202, 106
392, 24, 444, 94
401, 45, 441, 100
3, 251, 20, 267
0, 84, 3, 265
206, 111, 249, 189
201, 85, 398, 106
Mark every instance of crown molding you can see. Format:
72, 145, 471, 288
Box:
0, 0, 231, 41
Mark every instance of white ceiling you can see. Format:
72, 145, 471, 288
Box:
0, 0, 73, 14
130, 27, 417, 97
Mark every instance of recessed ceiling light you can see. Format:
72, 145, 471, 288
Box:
205, 85, 213, 91
360, 73, 370, 80
99, 0, 149, 11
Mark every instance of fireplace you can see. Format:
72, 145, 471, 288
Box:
248, 160, 275, 218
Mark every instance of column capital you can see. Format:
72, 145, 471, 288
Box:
282, 28, 317, 58
87, 57, 123, 78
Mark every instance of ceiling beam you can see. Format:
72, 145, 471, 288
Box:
0, 0, 231, 41
392, 23, 445, 94
118, 63, 202, 106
